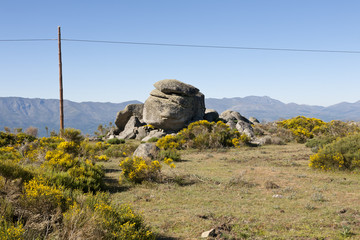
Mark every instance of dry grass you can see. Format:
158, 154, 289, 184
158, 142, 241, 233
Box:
103, 143, 360, 239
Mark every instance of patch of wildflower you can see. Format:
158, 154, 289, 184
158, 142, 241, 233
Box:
163, 157, 176, 168
0, 216, 25, 240
119, 156, 162, 183
94, 155, 109, 162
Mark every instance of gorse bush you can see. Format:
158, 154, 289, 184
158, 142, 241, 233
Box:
309, 134, 360, 171
277, 116, 326, 143
0, 217, 25, 240
62, 192, 154, 240
0, 131, 36, 147
119, 156, 162, 184
156, 120, 242, 150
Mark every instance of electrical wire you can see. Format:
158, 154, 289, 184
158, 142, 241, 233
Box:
1, 38, 360, 54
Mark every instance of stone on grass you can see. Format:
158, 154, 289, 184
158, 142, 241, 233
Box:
133, 143, 159, 160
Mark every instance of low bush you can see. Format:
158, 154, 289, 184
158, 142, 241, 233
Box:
119, 157, 162, 184
309, 134, 360, 171
158, 149, 181, 162
107, 138, 125, 145
277, 116, 326, 143
62, 192, 154, 239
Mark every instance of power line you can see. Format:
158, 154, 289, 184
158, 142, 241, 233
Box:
0, 39, 56, 42
1, 38, 360, 54
61, 38, 360, 54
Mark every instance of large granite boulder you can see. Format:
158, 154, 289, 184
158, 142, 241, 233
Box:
143, 79, 205, 131
115, 104, 144, 131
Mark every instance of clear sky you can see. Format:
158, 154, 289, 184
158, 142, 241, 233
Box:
1, 0, 359, 106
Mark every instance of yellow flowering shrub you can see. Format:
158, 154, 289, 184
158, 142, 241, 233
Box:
0, 217, 25, 240
176, 120, 239, 149
0, 147, 22, 162
119, 157, 162, 183
156, 135, 179, 150
278, 116, 327, 143
22, 177, 67, 213
309, 134, 360, 171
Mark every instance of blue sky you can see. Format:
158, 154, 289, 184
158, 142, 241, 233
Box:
1, 1, 359, 106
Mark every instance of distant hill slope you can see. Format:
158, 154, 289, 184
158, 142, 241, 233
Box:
1, 96, 360, 136
0, 97, 141, 136
205, 96, 360, 122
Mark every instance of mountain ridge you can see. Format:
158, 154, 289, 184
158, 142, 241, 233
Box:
1, 96, 359, 136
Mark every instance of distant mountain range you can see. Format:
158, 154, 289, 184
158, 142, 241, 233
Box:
206, 96, 360, 122
1, 96, 359, 136
0, 97, 140, 136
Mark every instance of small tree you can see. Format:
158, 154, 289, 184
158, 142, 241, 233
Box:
25, 126, 38, 137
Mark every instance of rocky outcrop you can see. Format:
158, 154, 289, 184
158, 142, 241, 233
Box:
115, 104, 144, 131
219, 110, 254, 137
117, 116, 142, 139
143, 79, 205, 131
110, 79, 259, 141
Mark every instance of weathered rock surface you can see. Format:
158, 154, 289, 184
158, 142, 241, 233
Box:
117, 116, 142, 139
236, 120, 254, 138
219, 110, 251, 124
143, 79, 205, 131
204, 109, 219, 122
133, 143, 159, 159
141, 130, 166, 142
115, 104, 144, 131
249, 116, 260, 124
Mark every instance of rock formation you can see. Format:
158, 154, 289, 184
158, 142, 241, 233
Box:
110, 79, 256, 142
143, 79, 205, 131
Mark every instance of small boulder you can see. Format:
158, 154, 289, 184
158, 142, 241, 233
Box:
249, 117, 260, 124
219, 110, 251, 124
133, 143, 159, 159
236, 121, 254, 138
204, 109, 219, 123
201, 229, 216, 238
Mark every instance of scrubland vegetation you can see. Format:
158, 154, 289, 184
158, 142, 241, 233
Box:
1, 117, 360, 239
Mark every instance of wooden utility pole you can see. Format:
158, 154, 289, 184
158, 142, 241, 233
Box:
58, 26, 64, 133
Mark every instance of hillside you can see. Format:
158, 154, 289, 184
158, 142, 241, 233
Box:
0, 97, 141, 136
1, 96, 360, 136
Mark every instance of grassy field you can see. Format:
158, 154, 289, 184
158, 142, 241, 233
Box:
103, 143, 360, 239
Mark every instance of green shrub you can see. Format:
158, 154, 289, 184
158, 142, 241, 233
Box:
61, 128, 84, 144
147, 137, 159, 143
158, 149, 181, 162
309, 134, 360, 171
107, 138, 125, 145
305, 136, 337, 152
